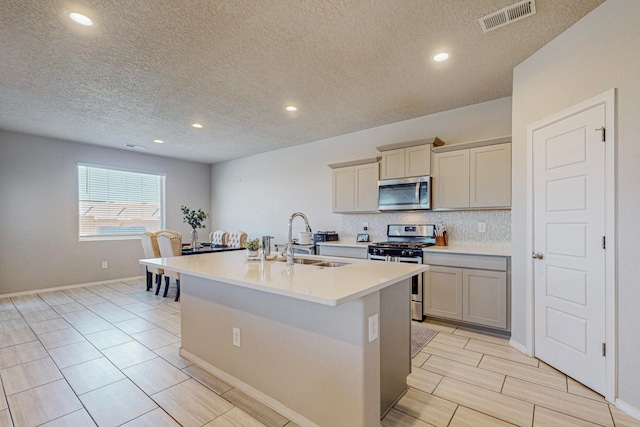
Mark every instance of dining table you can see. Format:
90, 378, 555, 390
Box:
181, 243, 245, 256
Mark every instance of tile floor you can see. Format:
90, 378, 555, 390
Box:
0, 279, 637, 427
393, 321, 640, 427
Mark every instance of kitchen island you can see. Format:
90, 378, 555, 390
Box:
140, 251, 427, 427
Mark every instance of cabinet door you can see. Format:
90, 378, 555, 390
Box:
462, 269, 507, 329
424, 266, 463, 320
470, 143, 511, 208
404, 145, 430, 177
354, 163, 379, 212
432, 150, 470, 208
380, 149, 405, 180
332, 167, 355, 213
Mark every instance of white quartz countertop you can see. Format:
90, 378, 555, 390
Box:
316, 240, 510, 256
423, 246, 511, 257
140, 251, 427, 306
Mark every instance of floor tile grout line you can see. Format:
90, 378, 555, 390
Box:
55, 281, 218, 426
3, 281, 178, 426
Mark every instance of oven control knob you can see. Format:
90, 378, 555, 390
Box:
401, 250, 407, 256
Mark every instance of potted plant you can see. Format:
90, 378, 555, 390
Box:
180, 205, 208, 249
244, 238, 262, 257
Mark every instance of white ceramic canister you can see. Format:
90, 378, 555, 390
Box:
298, 232, 312, 245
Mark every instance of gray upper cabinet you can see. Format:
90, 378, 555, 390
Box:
432, 149, 470, 208
329, 159, 379, 213
469, 144, 512, 208
380, 145, 430, 179
432, 138, 511, 210
377, 137, 443, 180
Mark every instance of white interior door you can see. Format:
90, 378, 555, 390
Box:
533, 103, 606, 394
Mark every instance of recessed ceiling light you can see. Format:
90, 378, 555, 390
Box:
69, 12, 94, 26
153, 139, 164, 144
191, 123, 203, 129
433, 52, 450, 62
286, 106, 297, 112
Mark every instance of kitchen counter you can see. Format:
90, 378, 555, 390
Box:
315, 239, 371, 249
317, 239, 511, 257
140, 251, 426, 306
140, 251, 426, 426
424, 245, 511, 257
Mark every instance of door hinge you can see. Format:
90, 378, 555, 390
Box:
602, 236, 606, 249
602, 343, 606, 357
596, 127, 606, 142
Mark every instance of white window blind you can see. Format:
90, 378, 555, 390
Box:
78, 163, 165, 240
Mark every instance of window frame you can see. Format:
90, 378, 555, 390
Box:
77, 162, 166, 241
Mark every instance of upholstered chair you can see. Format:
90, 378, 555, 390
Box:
140, 232, 163, 291
157, 232, 182, 301
209, 230, 229, 246
156, 229, 182, 242
227, 231, 248, 249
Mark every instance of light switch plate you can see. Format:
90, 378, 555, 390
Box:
478, 222, 487, 233
368, 313, 379, 342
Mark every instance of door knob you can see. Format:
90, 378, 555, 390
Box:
531, 252, 544, 259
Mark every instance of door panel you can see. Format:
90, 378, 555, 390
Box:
533, 103, 606, 394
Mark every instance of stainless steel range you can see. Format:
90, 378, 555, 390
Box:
368, 224, 435, 321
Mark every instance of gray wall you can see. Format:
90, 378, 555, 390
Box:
210, 97, 512, 245
0, 130, 211, 294
511, 0, 640, 408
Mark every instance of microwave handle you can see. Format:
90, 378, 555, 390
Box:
415, 182, 421, 203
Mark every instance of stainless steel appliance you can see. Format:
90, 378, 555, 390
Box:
378, 176, 431, 211
368, 224, 435, 321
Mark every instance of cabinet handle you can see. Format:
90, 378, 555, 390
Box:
531, 252, 544, 259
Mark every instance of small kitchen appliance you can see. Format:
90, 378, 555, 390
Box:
368, 224, 436, 321
312, 231, 339, 244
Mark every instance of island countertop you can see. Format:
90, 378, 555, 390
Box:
140, 251, 427, 307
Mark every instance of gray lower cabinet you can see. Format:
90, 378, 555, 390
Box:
424, 266, 463, 320
462, 269, 507, 329
317, 245, 368, 259
424, 253, 509, 330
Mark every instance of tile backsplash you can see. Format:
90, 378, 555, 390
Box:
342, 210, 511, 249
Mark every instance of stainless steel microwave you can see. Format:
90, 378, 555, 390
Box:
378, 176, 431, 211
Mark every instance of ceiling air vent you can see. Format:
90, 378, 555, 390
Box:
479, 0, 536, 33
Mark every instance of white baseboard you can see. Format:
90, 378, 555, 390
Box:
509, 338, 532, 357
0, 276, 145, 299
615, 398, 640, 421
179, 348, 319, 427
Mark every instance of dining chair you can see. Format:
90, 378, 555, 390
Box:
157, 232, 182, 301
227, 231, 247, 248
156, 229, 182, 242
209, 229, 229, 246
140, 232, 163, 291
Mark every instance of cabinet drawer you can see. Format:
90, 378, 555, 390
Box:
423, 252, 507, 271
317, 245, 368, 259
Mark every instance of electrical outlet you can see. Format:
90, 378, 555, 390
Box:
368, 313, 379, 342
101, 261, 108, 269
478, 222, 487, 233
233, 327, 241, 347
363, 222, 369, 231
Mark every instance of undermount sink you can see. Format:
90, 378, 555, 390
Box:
275, 258, 347, 267
275, 258, 321, 265
314, 261, 348, 268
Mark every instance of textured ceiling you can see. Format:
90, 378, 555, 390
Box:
0, 0, 605, 164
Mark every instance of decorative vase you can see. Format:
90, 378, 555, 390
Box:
247, 249, 258, 258
190, 229, 198, 249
